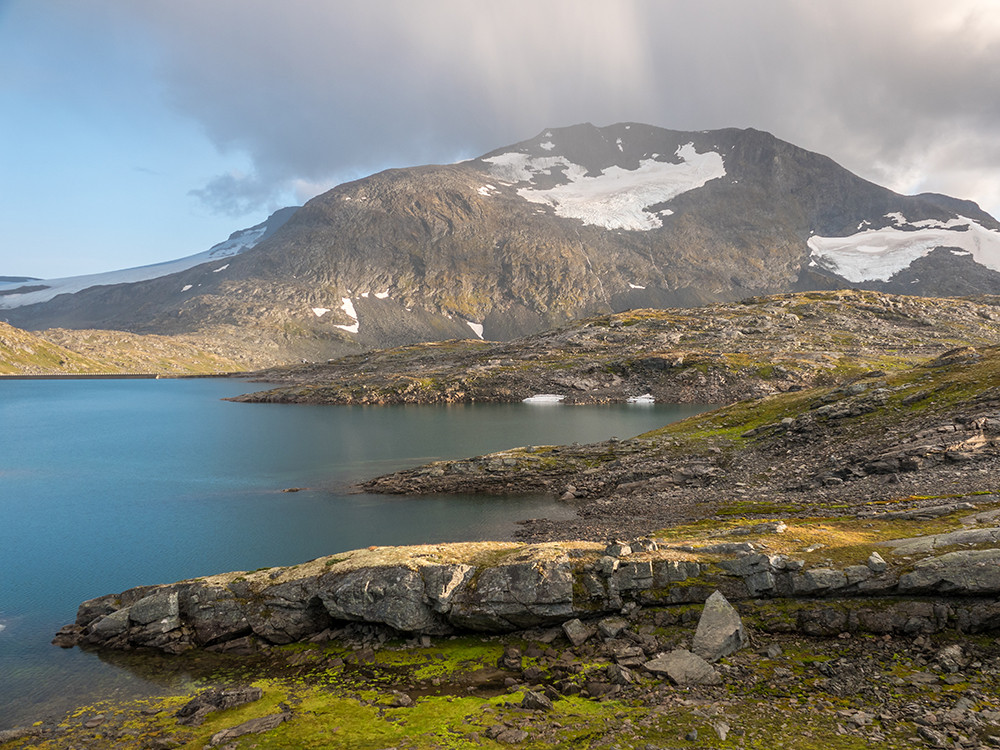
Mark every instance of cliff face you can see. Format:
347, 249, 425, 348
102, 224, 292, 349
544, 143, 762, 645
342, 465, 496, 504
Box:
8, 124, 1000, 364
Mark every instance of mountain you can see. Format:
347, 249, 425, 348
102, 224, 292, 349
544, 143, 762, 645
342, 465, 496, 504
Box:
6, 124, 1000, 363
0, 206, 298, 311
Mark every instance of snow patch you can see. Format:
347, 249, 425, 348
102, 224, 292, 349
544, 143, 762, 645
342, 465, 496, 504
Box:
212, 264, 229, 273
807, 216, 1000, 282
181, 285, 192, 292
465, 320, 484, 339
312, 307, 330, 317
0, 219, 272, 309
482, 152, 588, 184
478, 184, 499, 196
333, 297, 360, 334
374, 291, 390, 299
488, 143, 725, 231
522, 394, 565, 404
616, 137, 624, 152
628, 283, 646, 289
627, 393, 656, 404
360, 292, 369, 298
539, 141, 555, 151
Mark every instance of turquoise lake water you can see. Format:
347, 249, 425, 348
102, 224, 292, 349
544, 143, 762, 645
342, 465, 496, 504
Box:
0, 377, 709, 727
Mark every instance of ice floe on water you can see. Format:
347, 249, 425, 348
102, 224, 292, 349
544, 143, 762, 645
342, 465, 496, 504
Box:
627, 393, 656, 404
484, 143, 725, 231
808, 215, 1000, 282
522, 394, 565, 404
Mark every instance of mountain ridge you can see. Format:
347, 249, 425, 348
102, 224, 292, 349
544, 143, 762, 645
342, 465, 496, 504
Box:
6, 123, 1000, 365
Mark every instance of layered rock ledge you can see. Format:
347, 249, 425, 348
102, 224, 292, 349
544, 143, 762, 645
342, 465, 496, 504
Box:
56, 534, 1000, 655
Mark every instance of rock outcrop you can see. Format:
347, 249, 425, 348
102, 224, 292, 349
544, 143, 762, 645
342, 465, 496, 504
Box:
57, 534, 1000, 655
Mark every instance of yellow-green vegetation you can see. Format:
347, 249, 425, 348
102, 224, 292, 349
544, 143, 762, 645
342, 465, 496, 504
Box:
9, 625, 1000, 749
0, 322, 246, 375
0, 322, 113, 374
654, 498, 1000, 569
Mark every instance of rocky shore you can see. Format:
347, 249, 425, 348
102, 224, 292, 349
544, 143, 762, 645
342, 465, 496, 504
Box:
28, 500, 1000, 749
230, 291, 1000, 406
11, 301, 1000, 748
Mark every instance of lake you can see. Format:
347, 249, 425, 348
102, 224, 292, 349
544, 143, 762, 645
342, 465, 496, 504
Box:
0, 377, 709, 727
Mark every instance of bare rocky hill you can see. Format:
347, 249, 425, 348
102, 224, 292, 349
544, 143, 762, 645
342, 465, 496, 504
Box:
7, 124, 1000, 364
232, 290, 1000, 405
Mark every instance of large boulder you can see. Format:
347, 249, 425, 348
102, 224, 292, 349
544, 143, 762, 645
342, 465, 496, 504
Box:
644, 649, 722, 685
317, 566, 450, 634
449, 561, 576, 630
691, 590, 747, 662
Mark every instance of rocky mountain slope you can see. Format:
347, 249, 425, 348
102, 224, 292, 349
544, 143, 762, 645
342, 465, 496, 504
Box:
6, 124, 1000, 363
0, 321, 243, 375
232, 290, 1000, 405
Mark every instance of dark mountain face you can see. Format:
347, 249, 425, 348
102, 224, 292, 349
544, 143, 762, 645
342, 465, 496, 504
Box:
7, 123, 1000, 363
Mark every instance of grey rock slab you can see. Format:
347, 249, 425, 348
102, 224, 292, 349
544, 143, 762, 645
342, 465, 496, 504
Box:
87, 608, 131, 639
899, 549, 1000, 594
597, 615, 629, 639
607, 663, 635, 685
867, 551, 887, 573
449, 561, 576, 630
644, 649, 722, 685
562, 618, 597, 647
652, 560, 703, 586
319, 566, 447, 634
421, 564, 474, 613
176, 686, 265, 727
691, 590, 747, 662
209, 712, 291, 746
792, 567, 848, 595
521, 690, 554, 711
128, 591, 179, 626
885, 527, 1000, 555
182, 586, 252, 646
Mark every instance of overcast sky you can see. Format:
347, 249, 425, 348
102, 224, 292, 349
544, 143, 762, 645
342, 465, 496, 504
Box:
3, 0, 1000, 278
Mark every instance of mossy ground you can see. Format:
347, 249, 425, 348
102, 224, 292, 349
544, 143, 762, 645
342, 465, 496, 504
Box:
8, 624, 1000, 749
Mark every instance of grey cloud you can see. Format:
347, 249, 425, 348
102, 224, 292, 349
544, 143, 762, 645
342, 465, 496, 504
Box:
187, 171, 280, 217
104, 0, 1000, 216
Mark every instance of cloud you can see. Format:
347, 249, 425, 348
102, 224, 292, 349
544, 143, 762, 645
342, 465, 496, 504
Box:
187, 171, 278, 217
100, 0, 1000, 216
